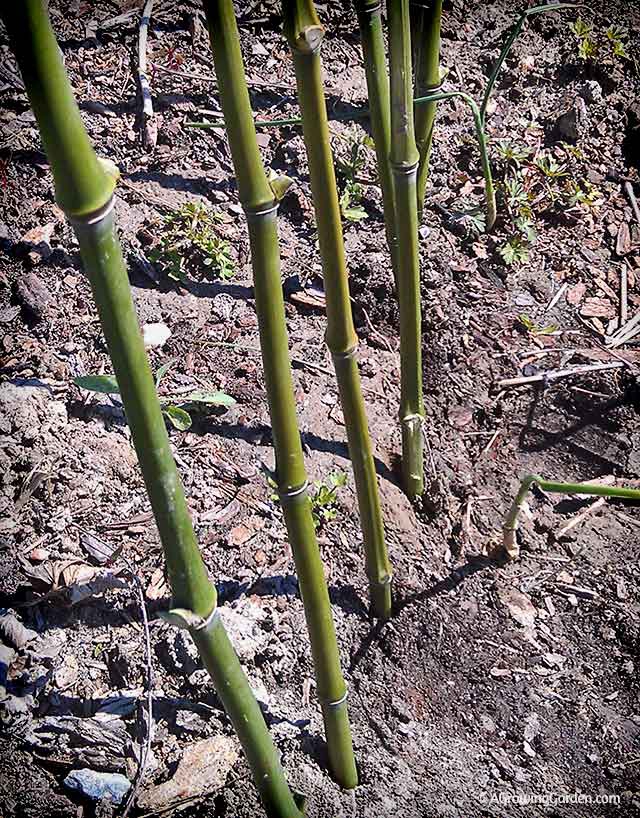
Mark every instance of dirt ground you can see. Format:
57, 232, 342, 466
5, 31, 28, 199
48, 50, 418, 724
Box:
1, 0, 640, 816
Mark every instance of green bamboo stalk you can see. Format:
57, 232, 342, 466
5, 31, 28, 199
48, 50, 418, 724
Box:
1, 4, 303, 816
415, 89, 496, 230
282, 0, 393, 620
353, 0, 399, 289
200, 0, 358, 789
411, 0, 443, 216
388, 0, 425, 500
503, 474, 640, 559
187, 90, 496, 229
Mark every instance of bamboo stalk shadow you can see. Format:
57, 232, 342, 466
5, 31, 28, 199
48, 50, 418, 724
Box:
204, 422, 399, 486
518, 389, 629, 471
349, 557, 494, 675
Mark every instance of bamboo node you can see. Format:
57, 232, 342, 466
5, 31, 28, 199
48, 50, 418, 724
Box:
356, 1, 382, 17
321, 688, 349, 708
278, 480, 309, 500
330, 345, 358, 361
292, 25, 325, 54
158, 604, 220, 632
242, 200, 280, 221
389, 160, 419, 176
370, 573, 393, 586
68, 194, 116, 226
420, 76, 445, 95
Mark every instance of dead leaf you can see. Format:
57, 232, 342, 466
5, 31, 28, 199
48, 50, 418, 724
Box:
23, 558, 127, 605
616, 223, 631, 256
566, 282, 586, 306
498, 586, 537, 628
448, 404, 474, 429
580, 297, 616, 319
146, 567, 170, 601
229, 516, 265, 547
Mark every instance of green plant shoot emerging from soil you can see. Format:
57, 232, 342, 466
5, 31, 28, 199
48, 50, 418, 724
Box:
150, 201, 235, 281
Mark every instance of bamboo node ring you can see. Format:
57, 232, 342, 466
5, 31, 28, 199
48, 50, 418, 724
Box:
323, 688, 349, 708
331, 345, 358, 361
69, 194, 116, 225
193, 605, 220, 632
278, 480, 309, 500
243, 201, 279, 220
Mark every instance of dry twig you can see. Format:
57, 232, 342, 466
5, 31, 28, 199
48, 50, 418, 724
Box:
120, 570, 154, 818
137, 0, 157, 148
497, 361, 625, 389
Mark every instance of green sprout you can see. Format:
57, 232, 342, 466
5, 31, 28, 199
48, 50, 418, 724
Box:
150, 201, 235, 282
499, 236, 530, 266
335, 128, 374, 223
565, 179, 601, 208
74, 363, 235, 431
534, 154, 568, 180
496, 141, 531, 167
518, 314, 558, 336
267, 470, 347, 531
570, 17, 629, 62
310, 471, 347, 529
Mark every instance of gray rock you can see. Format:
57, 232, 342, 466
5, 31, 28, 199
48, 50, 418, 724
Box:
0, 610, 38, 649
579, 80, 602, 103
64, 769, 131, 804
555, 96, 589, 143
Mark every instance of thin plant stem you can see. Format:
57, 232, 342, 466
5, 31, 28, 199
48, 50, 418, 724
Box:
388, 0, 424, 500
503, 474, 640, 558
480, 3, 581, 127
201, 0, 358, 790
411, 0, 443, 216
2, 4, 303, 817
353, 0, 399, 288
415, 90, 496, 229
282, 0, 393, 620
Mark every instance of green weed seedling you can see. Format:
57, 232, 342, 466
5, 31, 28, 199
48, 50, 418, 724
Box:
75, 362, 235, 431
570, 16, 629, 63
150, 201, 235, 282
518, 314, 558, 336
310, 471, 347, 529
335, 128, 374, 223
267, 470, 347, 531
496, 141, 532, 167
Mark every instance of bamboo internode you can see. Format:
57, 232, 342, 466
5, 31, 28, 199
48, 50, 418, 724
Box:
412, 0, 443, 215
388, 0, 425, 500
283, 0, 393, 620
2, 3, 304, 816
201, 0, 358, 790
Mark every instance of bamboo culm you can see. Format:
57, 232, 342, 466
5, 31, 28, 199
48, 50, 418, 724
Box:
282, 0, 393, 620
2, 3, 303, 817
201, 0, 358, 789
504, 475, 640, 559
388, 0, 425, 500
412, 0, 443, 216
353, 0, 399, 289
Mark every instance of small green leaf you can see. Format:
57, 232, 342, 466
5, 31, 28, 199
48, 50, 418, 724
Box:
155, 358, 177, 389
342, 205, 367, 222
182, 390, 236, 407
163, 405, 192, 430
74, 375, 120, 394
269, 172, 293, 201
